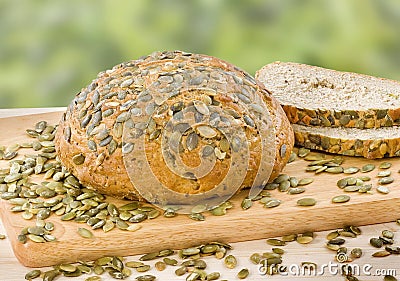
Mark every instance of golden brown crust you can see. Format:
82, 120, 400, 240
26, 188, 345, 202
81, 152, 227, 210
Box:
55, 51, 294, 201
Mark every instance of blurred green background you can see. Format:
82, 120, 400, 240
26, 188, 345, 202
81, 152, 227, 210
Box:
0, 0, 399, 108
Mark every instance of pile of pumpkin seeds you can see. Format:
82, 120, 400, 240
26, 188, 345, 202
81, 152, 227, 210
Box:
24, 242, 232, 281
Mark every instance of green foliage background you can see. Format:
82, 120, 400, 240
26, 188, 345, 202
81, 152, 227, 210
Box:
0, 0, 399, 108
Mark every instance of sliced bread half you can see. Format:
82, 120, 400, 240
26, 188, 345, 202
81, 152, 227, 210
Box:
293, 124, 400, 159
256, 62, 400, 129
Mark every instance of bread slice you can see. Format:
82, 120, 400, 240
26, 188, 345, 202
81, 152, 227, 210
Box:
256, 62, 400, 129
293, 124, 400, 159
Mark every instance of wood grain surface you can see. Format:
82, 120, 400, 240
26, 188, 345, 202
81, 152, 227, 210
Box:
1, 111, 400, 270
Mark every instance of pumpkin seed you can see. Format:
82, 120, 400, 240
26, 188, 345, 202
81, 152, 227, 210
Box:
155, 261, 166, 271
298, 178, 314, 186
350, 248, 362, 258
85, 277, 102, 281
262, 198, 281, 208
59, 263, 77, 272
237, 268, 249, 279
297, 198, 316, 207
372, 250, 391, 257
78, 227, 93, 238
370, 237, 384, 248
344, 185, 360, 192
140, 252, 159, 261
240, 198, 252, 210
136, 275, 156, 281
379, 162, 392, 169
126, 261, 145, 268
329, 238, 345, 245
25, 269, 41, 280
163, 257, 178, 266
175, 266, 187, 276
377, 185, 390, 194
266, 238, 286, 246
325, 166, 343, 174
343, 167, 359, 174
332, 195, 350, 203
72, 154, 85, 165
296, 235, 313, 244
382, 230, 394, 239
378, 177, 394, 185
377, 170, 391, 177
206, 272, 220, 280
224, 255, 237, 269
361, 164, 375, 173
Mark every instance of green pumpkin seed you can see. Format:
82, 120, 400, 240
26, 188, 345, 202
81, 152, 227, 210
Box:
328, 238, 345, 245
377, 171, 391, 177
140, 252, 159, 261
370, 237, 384, 248
163, 257, 178, 266
377, 185, 390, 194
382, 230, 394, 239
250, 253, 262, 264
206, 272, 221, 280
325, 166, 343, 174
372, 250, 391, 257
332, 195, 350, 203
361, 164, 375, 173
155, 261, 166, 271
175, 266, 187, 276
266, 238, 286, 246
59, 264, 77, 272
296, 235, 313, 244
297, 198, 316, 207
343, 167, 359, 174
237, 268, 249, 279
25, 269, 42, 280
241, 198, 253, 210
224, 254, 237, 269
78, 227, 93, 238
350, 248, 362, 258
282, 234, 297, 242
136, 265, 151, 273
343, 185, 360, 192
297, 178, 314, 186
72, 154, 85, 165
85, 276, 102, 281
379, 162, 392, 169
135, 275, 156, 281
378, 177, 394, 185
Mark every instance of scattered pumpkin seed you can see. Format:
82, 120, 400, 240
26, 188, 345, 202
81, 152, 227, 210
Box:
78, 227, 93, 239
332, 195, 351, 203
237, 268, 249, 279
296, 198, 316, 207
224, 254, 237, 269
361, 164, 375, 173
372, 250, 391, 257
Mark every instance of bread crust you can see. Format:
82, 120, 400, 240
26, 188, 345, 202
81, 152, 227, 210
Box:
256, 62, 400, 129
293, 124, 400, 159
55, 51, 294, 200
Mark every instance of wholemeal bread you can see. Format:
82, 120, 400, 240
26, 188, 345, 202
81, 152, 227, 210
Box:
55, 51, 294, 203
256, 62, 400, 129
293, 124, 400, 159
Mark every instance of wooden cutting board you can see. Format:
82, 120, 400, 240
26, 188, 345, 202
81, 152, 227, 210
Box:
1, 111, 400, 268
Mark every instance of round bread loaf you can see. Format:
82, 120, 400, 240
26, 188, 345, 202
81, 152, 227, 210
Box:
55, 51, 294, 204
